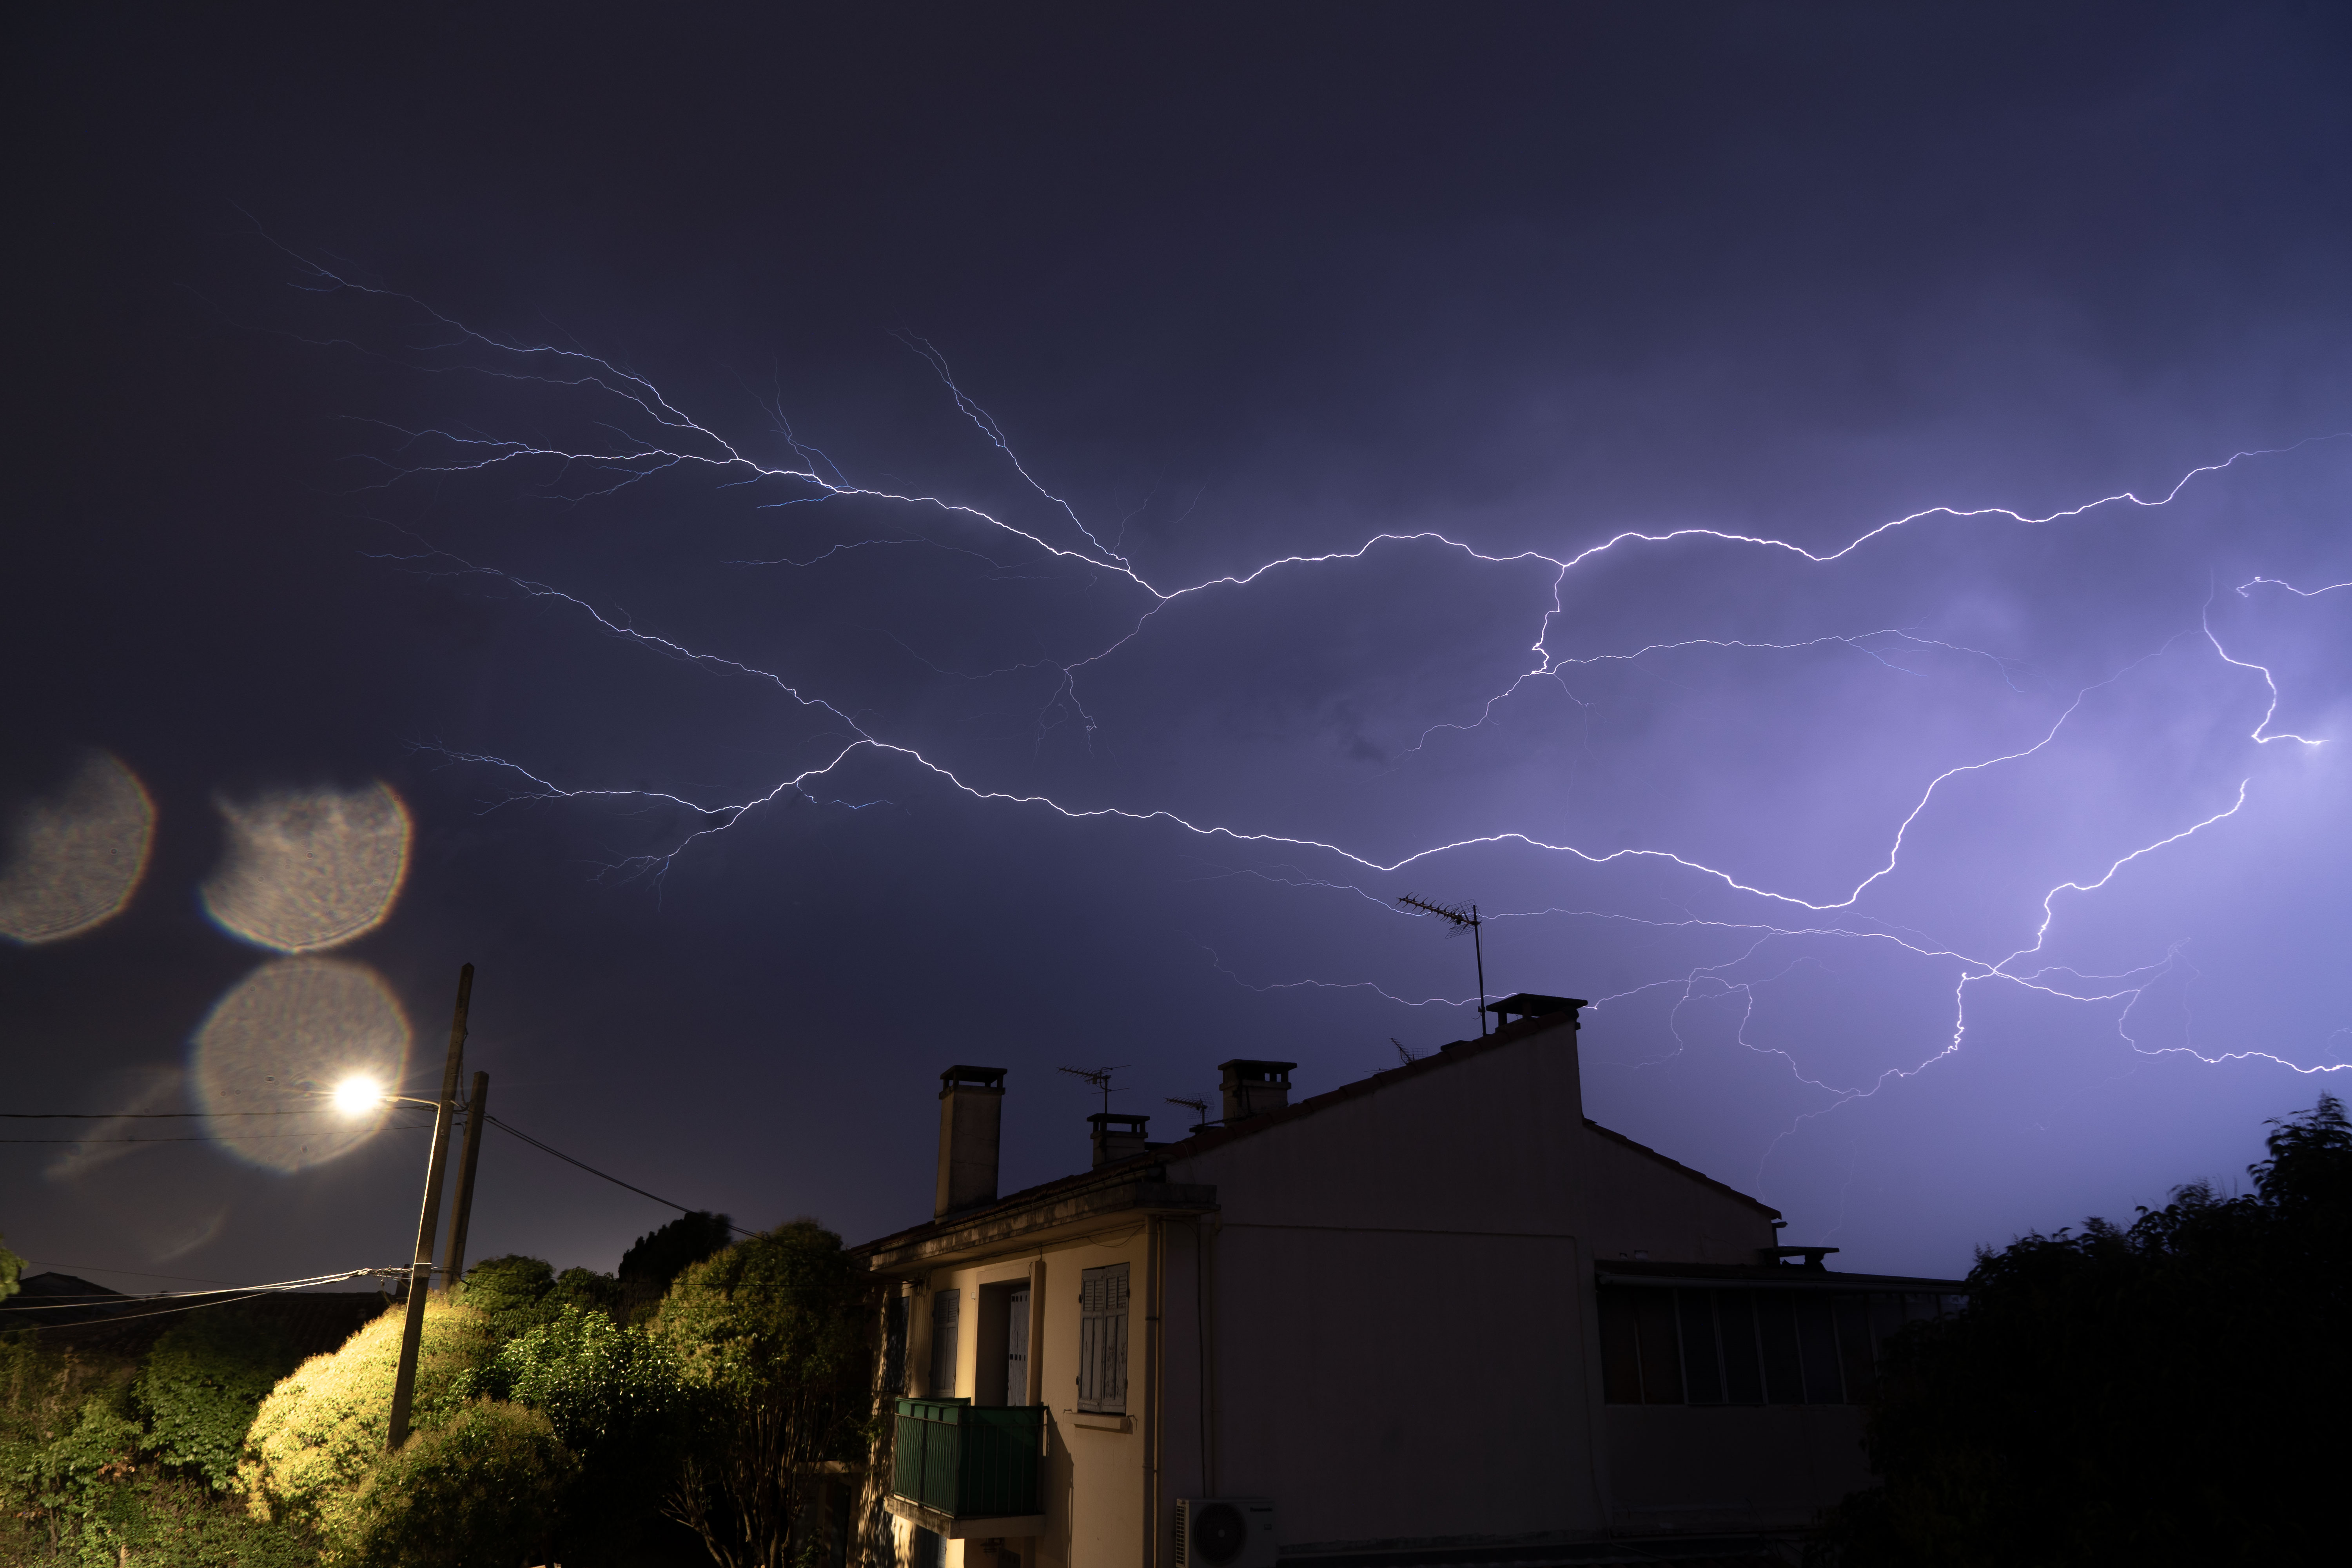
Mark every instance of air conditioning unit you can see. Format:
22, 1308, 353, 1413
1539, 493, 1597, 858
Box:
1175, 1498, 1276, 1568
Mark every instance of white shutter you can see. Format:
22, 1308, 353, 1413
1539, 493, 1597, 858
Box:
1078, 1264, 1130, 1414
1007, 1287, 1031, 1406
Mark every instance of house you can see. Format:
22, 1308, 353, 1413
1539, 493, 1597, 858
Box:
849, 995, 1962, 1568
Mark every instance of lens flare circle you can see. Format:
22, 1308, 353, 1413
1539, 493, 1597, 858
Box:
193, 956, 412, 1172
201, 782, 411, 952
0, 751, 155, 945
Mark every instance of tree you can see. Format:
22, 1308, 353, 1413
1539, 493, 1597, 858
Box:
238, 1296, 495, 1544
654, 1221, 872, 1568
0, 1235, 21, 1302
338, 1400, 575, 1568
622, 1212, 735, 1323
1814, 1095, 2352, 1566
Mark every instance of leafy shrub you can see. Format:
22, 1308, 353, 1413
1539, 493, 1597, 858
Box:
15, 1390, 144, 1531
481, 1304, 686, 1450
450, 1303, 691, 1564
136, 1311, 301, 1490
338, 1399, 575, 1568
552, 1265, 625, 1318
655, 1221, 870, 1568
457, 1255, 623, 1341
238, 1296, 494, 1541
454, 1254, 559, 1340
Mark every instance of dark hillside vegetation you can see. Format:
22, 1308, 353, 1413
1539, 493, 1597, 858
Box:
1814, 1096, 2352, 1566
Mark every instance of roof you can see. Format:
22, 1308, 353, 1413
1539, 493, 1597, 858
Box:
854, 1007, 1783, 1266
1595, 1258, 1966, 1292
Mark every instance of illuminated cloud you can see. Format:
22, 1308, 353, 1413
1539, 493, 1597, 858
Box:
192, 956, 412, 1172
0, 751, 155, 945
201, 782, 411, 952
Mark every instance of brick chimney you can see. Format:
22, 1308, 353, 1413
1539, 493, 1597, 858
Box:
1089, 1112, 1151, 1167
1218, 1059, 1296, 1123
935, 1065, 1006, 1218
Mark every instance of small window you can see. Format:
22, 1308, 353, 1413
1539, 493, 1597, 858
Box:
1076, 1263, 1129, 1414
1597, 1287, 1643, 1403
929, 1289, 961, 1397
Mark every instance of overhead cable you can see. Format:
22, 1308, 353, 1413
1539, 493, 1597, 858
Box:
485, 1114, 755, 1237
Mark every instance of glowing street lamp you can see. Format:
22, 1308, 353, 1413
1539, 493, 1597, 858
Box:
327, 963, 475, 1452
330, 1073, 450, 1450
331, 1074, 391, 1118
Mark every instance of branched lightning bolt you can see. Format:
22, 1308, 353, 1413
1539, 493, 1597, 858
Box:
256, 236, 2350, 1156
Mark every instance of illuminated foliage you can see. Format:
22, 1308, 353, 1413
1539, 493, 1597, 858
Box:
653, 1221, 871, 1568
458, 1254, 625, 1340
136, 1311, 301, 1490
338, 1399, 575, 1568
463, 1304, 693, 1565
1815, 1096, 2352, 1566
237, 1297, 494, 1542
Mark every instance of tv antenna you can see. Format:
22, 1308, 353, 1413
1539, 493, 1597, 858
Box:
1057, 1064, 1123, 1116
1397, 894, 1488, 1036
1166, 1095, 1210, 1132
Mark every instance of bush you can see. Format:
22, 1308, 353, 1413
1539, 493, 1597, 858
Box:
458, 1255, 623, 1340
137, 1311, 301, 1491
238, 1296, 494, 1541
470, 1305, 692, 1565
338, 1400, 575, 1568
483, 1305, 686, 1450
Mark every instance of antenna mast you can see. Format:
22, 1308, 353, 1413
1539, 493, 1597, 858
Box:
1397, 893, 1488, 1036
1166, 1095, 1210, 1132
1057, 1064, 1121, 1116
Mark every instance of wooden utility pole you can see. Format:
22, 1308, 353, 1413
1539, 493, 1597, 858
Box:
387, 963, 472, 1452
439, 1071, 490, 1295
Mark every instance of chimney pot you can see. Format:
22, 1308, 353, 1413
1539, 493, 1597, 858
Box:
1089, 1112, 1151, 1168
1216, 1058, 1297, 1123
935, 1065, 1006, 1218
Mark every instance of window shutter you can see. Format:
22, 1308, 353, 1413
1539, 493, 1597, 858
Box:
930, 1289, 961, 1398
1077, 1264, 1130, 1414
1007, 1287, 1031, 1406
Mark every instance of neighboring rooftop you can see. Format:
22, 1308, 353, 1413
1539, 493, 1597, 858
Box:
855, 1004, 1780, 1267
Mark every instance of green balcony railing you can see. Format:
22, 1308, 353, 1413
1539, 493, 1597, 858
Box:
892, 1397, 1043, 1521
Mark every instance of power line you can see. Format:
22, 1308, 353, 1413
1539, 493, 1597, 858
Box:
2, 1123, 434, 1144
485, 1115, 755, 1237
2, 1270, 387, 1308
2, 1111, 331, 1119
1, 1269, 405, 1328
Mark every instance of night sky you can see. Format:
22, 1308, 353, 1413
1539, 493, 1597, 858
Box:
8, 4, 2348, 1294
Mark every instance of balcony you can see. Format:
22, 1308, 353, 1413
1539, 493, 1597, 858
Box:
887, 1397, 1045, 1539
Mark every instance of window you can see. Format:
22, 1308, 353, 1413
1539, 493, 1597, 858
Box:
930, 1289, 961, 1397
1076, 1263, 1129, 1414
1597, 1286, 1957, 1405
